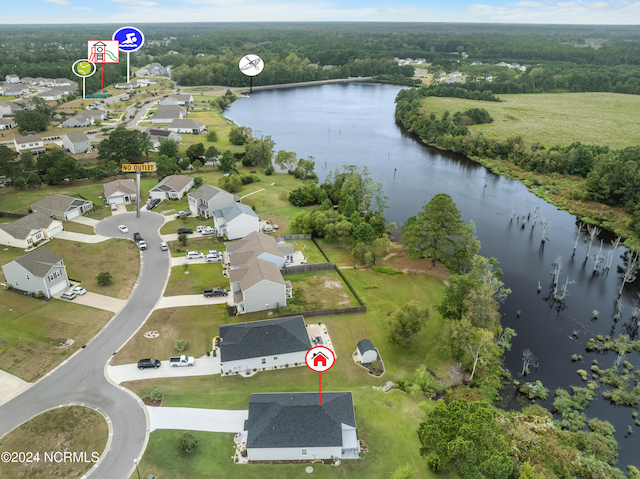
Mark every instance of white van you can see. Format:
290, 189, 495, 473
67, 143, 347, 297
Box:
196, 225, 207, 233
186, 251, 204, 259
205, 253, 221, 263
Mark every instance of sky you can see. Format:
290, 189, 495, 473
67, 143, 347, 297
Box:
1, 0, 638, 24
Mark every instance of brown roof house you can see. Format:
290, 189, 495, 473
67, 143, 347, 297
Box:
103, 179, 137, 205
2, 246, 70, 298
226, 232, 295, 314
149, 175, 194, 200
0, 212, 63, 249
32, 194, 93, 221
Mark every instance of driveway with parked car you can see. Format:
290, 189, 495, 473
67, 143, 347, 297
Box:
107, 356, 221, 384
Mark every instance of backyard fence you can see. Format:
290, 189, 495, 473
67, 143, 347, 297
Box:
0, 212, 26, 219
279, 234, 312, 240
280, 263, 335, 274
280, 306, 367, 318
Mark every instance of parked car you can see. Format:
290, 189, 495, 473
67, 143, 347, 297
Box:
174, 212, 182, 219
180, 210, 192, 216
201, 227, 215, 236
118, 225, 129, 233
186, 251, 204, 259
204, 288, 227, 297
71, 286, 87, 295
205, 253, 221, 262
137, 358, 161, 370
196, 225, 207, 233
207, 250, 221, 256
169, 355, 195, 367
146, 203, 154, 210
133, 232, 142, 242
138, 240, 147, 250
110, 203, 117, 211
60, 291, 76, 300
160, 242, 168, 251
177, 228, 193, 235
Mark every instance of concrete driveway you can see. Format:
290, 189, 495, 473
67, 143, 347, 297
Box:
0, 370, 30, 407
56, 231, 110, 243
108, 356, 221, 384
69, 216, 100, 227
155, 294, 231, 309
147, 406, 248, 433
111, 204, 128, 216
161, 233, 179, 242
55, 290, 126, 313
171, 256, 222, 266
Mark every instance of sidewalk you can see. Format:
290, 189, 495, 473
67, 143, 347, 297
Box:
147, 406, 248, 433
155, 294, 231, 309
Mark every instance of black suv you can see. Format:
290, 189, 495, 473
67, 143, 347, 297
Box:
137, 358, 161, 369
177, 228, 193, 234
133, 232, 142, 242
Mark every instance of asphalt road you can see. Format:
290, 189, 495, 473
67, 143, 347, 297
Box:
0, 212, 169, 479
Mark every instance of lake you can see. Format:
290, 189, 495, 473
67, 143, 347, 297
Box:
226, 82, 640, 468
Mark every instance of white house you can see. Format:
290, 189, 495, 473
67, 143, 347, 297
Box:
1, 247, 70, 298
21, 77, 35, 85
5, 74, 19, 84
35, 89, 64, 101
2, 85, 29, 96
142, 63, 168, 76
32, 194, 93, 221
103, 179, 137, 205
0, 118, 17, 130
14, 134, 46, 154
167, 119, 205, 134
151, 105, 186, 124
62, 131, 91, 154
219, 316, 312, 375
0, 212, 63, 249
0, 103, 12, 117
114, 82, 140, 89
213, 201, 258, 240
61, 114, 93, 128
160, 94, 193, 106
187, 183, 236, 218
471, 61, 483, 66
53, 78, 74, 86
244, 392, 359, 461
449, 71, 462, 78
149, 175, 194, 200
146, 128, 182, 149
356, 339, 377, 364
226, 232, 295, 271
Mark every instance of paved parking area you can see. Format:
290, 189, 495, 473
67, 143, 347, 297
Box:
69, 216, 100, 227
56, 231, 110, 243
108, 356, 221, 384
0, 370, 30, 407
55, 290, 126, 313
147, 406, 248, 433
155, 294, 231, 309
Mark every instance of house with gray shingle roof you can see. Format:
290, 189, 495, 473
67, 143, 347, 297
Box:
5, 74, 19, 84
149, 174, 194, 200
103, 179, 137, 205
219, 316, 312, 375
160, 94, 193, 106
14, 134, 45, 154
62, 131, 91, 154
0, 118, 16, 130
146, 128, 182, 149
213, 202, 258, 240
151, 105, 186, 124
0, 212, 63, 249
2, 84, 29, 96
167, 119, 205, 134
187, 183, 236, 218
61, 113, 93, 128
32, 194, 93, 221
244, 391, 359, 461
1, 246, 70, 297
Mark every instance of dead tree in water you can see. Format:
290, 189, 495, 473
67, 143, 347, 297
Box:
510, 204, 516, 221
558, 276, 576, 302
573, 223, 585, 255
551, 255, 563, 296
619, 252, 640, 297
540, 213, 552, 243
586, 224, 600, 260
521, 349, 539, 377
592, 240, 606, 273
606, 236, 622, 271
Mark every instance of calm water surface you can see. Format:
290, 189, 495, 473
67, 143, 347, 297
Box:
226, 83, 640, 468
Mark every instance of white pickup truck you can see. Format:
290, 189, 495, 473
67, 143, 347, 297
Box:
169, 355, 195, 367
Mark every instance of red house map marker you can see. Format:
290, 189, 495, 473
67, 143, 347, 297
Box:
305, 346, 335, 404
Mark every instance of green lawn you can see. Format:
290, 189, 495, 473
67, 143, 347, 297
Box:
421, 92, 640, 149
165, 262, 225, 296
161, 215, 207, 233
169, 236, 223, 257
0, 183, 105, 216
284, 239, 327, 264
46, 238, 140, 299
0, 217, 16, 223
61, 221, 95, 235
315, 240, 356, 267
0, 289, 113, 381
282, 270, 358, 313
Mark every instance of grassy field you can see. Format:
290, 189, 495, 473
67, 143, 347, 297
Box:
168, 236, 223, 257
0, 182, 105, 216
165, 263, 225, 296
282, 270, 358, 313
0, 406, 108, 479
0, 289, 112, 381
420, 92, 640, 149
62, 221, 95, 235
315, 240, 357, 267
46, 238, 140, 299
285, 238, 327, 264
113, 305, 230, 365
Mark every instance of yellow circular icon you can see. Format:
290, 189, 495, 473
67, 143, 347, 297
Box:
76, 61, 92, 76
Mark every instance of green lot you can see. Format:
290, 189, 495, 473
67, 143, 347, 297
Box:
0, 183, 105, 216
165, 263, 225, 296
0, 289, 112, 381
168, 236, 223, 256
421, 92, 640, 149
282, 270, 358, 313
61, 221, 95, 235
286, 238, 327, 264
315, 240, 356, 267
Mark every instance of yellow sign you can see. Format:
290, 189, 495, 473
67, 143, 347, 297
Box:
122, 164, 155, 172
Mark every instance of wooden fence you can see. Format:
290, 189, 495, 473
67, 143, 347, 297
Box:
279, 234, 312, 240
280, 306, 367, 318
280, 263, 335, 274
0, 212, 26, 219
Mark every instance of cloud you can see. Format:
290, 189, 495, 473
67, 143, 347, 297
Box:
468, 0, 639, 22
75, 6, 93, 11
39, 0, 70, 4
110, 0, 158, 6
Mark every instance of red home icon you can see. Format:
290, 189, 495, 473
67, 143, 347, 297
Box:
312, 352, 329, 367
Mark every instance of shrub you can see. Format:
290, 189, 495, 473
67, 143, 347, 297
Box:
373, 267, 403, 275
96, 271, 113, 286
212, 350, 217, 357
174, 339, 189, 352
426, 453, 442, 472
177, 431, 199, 453
397, 380, 408, 391
265, 165, 275, 175
150, 388, 163, 401
519, 380, 549, 400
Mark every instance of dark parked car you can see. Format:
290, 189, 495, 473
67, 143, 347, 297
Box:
137, 358, 161, 369
133, 232, 142, 242
177, 228, 193, 234
204, 288, 228, 297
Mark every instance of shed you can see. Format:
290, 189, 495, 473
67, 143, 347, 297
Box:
356, 339, 377, 364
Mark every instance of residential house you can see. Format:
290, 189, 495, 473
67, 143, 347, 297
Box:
148, 175, 194, 200
62, 131, 91, 154
415, 58, 427, 63
213, 202, 259, 240
167, 119, 205, 134
0, 212, 63, 249
5, 74, 19, 83
322, 65, 334, 70
2, 85, 29, 96
509, 63, 521, 68
21, 77, 35, 85
160, 94, 193, 106
61, 114, 93, 128
219, 316, 312, 374
151, 105, 186, 124
81, 109, 106, 121
496, 62, 509, 67
0, 103, 12, 117
187, 183, 236, 218
355, 339, 377, 364
33, 77, 46, 85
32, 194, 93, 221
114, 82, 140, 89
143, 63, 169, 76
0, 118, 16, 130
227, 232, 295, 271
14, 134, 46, 154
307, 63, 318, 69
146, 128, 182, 149
471, 61, 483, 65
449, 71, 462, 78
2, 247, 70, 298
243, 392, 359, 461
35, 88, 65, 101
103, 179, 137, 205
53, 78, 74, 86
